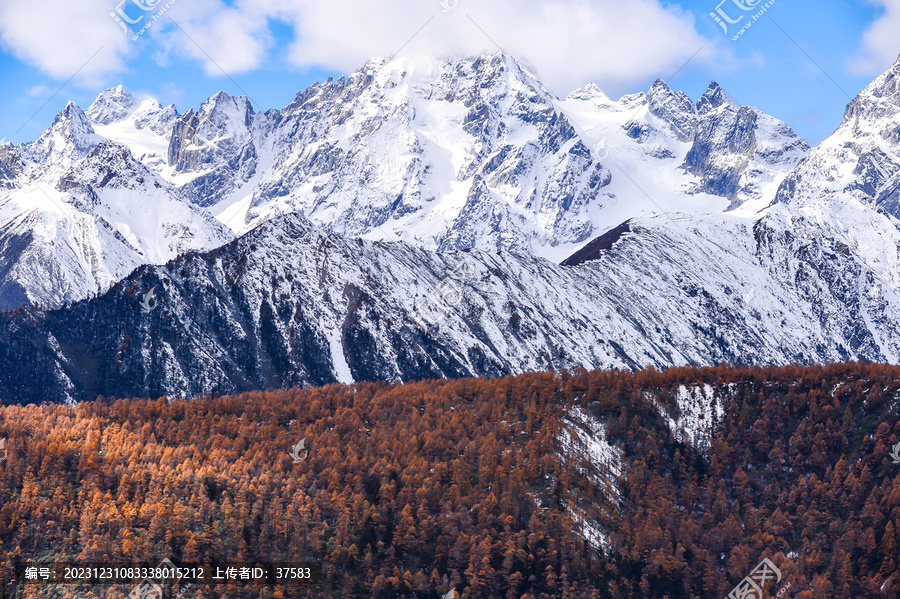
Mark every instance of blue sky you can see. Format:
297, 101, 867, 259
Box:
0, 0, 897, 146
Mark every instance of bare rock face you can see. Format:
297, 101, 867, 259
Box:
167, 92, 260, 208
86, 85, 136, 125
685, 82, 810, 209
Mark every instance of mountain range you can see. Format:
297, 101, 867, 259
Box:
2, 51, 900, 403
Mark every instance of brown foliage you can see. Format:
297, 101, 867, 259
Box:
0, 363, 898, 598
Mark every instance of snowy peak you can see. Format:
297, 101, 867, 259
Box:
774, 53, 900, 223
841, 54, 900, 140
87, 85, 136, 125
645, 78, 698, 142
167, 93, 251, 172
25, 101, 100, 164
196, 91, 254, 133
456, 52, 559, 107
357, 52, 558, 110
242, 51, 606, 254
131, 99, 178, 136
565, 82, 610, 103
86, 87, 178, 134
166, 91, 260, 207
685, 82, 809, 209
697, 81, 740, 115
174, 92, 254, 152
856, 52, 900, 103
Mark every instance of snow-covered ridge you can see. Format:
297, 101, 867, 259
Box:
74, 52, 808, 262
5, 202, 900, 404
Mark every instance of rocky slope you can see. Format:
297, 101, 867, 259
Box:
2, 199, 899, 404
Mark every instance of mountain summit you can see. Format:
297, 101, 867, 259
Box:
86, 85, 136, 125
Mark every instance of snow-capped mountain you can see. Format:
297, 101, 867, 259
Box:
86, 84, 136, 125
771, 56, 900, 305
0, 101, 230, 309
6, 51, 900, 404
0, 52, 809, 311
21, 101, 102, 165
685, 82, 811, 210
89, 85, 178, 170
166, 91, 267, 208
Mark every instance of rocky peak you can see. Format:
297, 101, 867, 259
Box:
197, 92, 254, 131
645, 78, 698, 142
25, 102, 100, 164
131, 99, 178, 136
686, 80, 809, 209
774, 54, 900, 215
168, 92, 254, 166
166, 92, 259, 207
696, 81, 740, 115
841, 54, 900, 140
86, 85, 136, 125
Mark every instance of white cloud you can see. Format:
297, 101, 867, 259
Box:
274, 0, 720, 97
27, 84, 54, 98
0, 0, 724, 98
156, 0, 271, 77
849, 0, 900, 75
0, 0, 130, 84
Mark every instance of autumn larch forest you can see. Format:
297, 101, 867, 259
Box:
0, 363, 899, 598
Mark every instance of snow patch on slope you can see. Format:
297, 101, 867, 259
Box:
559, 404, 622, 550
671, 384, 724, 450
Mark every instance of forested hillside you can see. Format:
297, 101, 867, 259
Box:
0, 363, 898, 598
